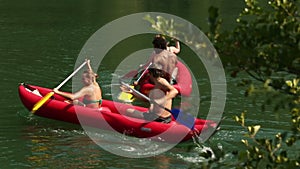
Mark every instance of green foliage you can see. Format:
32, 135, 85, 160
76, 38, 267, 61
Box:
198, 0, 300, 168
207, 6, 222, 43
212, 0, 300, 83
143, 14, 221, 60
143, 14, 178, 37
207, 0, 300, 168
234, 112, 299, 168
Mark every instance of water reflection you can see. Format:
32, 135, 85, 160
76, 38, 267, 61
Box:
22, 126, 104, 168
21, 125, 187, 168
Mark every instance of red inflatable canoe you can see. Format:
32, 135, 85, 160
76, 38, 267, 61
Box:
18, 83, 214, 143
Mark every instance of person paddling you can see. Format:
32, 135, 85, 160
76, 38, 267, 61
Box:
54, 59, 102, 108
121, 63, 178, 123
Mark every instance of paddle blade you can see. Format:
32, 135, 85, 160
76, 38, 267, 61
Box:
118, 85, 135, 103
31, 92, 54, 113
171, 109, 195, 129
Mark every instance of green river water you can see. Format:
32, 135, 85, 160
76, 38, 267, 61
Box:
0, 0, 292, 168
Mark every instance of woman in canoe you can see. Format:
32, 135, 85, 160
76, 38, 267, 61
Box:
54, 59, 102, 108
121, 63, 178, 123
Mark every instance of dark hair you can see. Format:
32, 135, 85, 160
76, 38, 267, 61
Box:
148, 68, 171, 82
152, 35, 167, 50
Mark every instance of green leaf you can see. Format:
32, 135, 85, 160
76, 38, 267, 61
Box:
248, 125, 261, 137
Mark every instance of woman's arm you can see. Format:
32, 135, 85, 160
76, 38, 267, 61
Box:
53, 88, 75, 100
86, 59, 98, 80
53, 87, 89, 101
86, 59, 93, 72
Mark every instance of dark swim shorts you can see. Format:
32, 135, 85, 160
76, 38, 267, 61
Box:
143, 112, 172, 123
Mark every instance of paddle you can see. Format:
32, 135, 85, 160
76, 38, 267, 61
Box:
120, 81, 195, 129
118, 62, 152, 102
31, 61, 87, 113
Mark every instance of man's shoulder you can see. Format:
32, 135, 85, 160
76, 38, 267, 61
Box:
158, 50, 177, 58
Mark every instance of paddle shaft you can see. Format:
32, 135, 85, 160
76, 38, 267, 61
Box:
55, 61, 87, 90
135, 62, 152, 83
